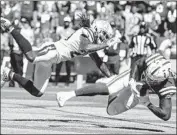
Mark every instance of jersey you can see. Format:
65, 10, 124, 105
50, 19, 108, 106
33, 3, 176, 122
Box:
54, 27, 96, 62
129, 34, 157, 57
130, 53, 176, 97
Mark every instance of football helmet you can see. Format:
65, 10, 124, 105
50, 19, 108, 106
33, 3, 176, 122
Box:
91, 20, 113, 43
145, 58, 172, 82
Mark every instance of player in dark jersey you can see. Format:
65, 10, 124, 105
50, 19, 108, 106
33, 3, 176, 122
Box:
56, 53, 176, 121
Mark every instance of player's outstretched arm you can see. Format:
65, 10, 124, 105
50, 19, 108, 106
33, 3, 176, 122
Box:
89, 52, 111, 77
85, 35, 121, 54
141, 91, 172, 121
147, 97, 172, 121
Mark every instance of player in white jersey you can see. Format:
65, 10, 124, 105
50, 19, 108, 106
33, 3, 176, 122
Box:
1, 17, 119, 97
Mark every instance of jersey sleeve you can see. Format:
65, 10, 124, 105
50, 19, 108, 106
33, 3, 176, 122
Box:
158, 73, 177, 98
82, 27, 95, 43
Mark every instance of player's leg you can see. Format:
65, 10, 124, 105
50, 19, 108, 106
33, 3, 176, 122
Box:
107, 86, 139, 115
1, 46, 58, 96
1, 67, 43, 97
107, 81, 143, 115
20, 47, 58, 95
32, 61, 52, 95
55, 62, 63, 85
1, 18, 58, 68
65, 61, 72, 85
56, 83, 109, 107
106, 69, 131, 95
56, 69, 131, 107
1, 17, 36, 62
1, 61, 52, 97
9, 52, 16, 87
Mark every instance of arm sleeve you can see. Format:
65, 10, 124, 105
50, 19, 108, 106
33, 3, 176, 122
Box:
89, 52, 111, 77
147, 96, 172, 121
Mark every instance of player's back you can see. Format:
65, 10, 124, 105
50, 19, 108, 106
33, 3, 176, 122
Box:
54, 27, 95, 61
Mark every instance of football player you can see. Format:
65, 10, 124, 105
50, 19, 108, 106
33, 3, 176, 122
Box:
57, 53, 176, 121
1, 17, 119, 97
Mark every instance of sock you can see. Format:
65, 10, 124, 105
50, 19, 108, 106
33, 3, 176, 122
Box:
11, 29, 32, 53
12, 73, 43, 97
75, 83, 109, 96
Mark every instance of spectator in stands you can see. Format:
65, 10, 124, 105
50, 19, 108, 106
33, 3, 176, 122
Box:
21, 1, 34, 22
103, 20, 121, 75
1, 30, 9, 65
146, 5, 162, 34
159, 31, 176, 59
113, 5, 125, 33
55, 16, 75, 86
50, 2, 59, 29
40, 3, 51, 32
166, 2, 176, 34
58, 1, 71, 26
123, 4, 143, 43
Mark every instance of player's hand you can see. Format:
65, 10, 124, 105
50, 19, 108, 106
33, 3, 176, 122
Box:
107, 37, 121, 48
128, 78, 142, 97
140, 90, 151, 106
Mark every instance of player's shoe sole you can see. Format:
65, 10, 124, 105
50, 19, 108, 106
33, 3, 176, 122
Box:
56, 92, 68, 107
1, 67, 11, 88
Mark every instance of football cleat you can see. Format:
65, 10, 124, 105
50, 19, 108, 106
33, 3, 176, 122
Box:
0, 17, 13, 32
1, 67, 11, 88
56, 92, 70, 107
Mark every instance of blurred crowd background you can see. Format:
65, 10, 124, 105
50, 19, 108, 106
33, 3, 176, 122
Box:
1, 1, 176, 87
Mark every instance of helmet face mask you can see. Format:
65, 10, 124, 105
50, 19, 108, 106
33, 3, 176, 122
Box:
97, 30, 111, 43
91, 20, 113, 43
145, 59, 171, 83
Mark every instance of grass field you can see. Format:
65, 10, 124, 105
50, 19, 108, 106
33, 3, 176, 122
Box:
1, 60, 176, 134
1, 83, 176, 134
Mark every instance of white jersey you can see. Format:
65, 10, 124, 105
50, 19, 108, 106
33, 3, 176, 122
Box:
54, 27, 96, 62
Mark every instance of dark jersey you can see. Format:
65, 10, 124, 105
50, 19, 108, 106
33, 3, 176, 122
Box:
130, 53, 176, 97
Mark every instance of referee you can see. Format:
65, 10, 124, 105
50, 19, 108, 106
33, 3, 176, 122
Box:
129, 21, 157, 67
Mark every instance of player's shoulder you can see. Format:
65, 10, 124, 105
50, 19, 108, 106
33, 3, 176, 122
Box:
80, 27, 95, 42
145, 53, 164, 66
